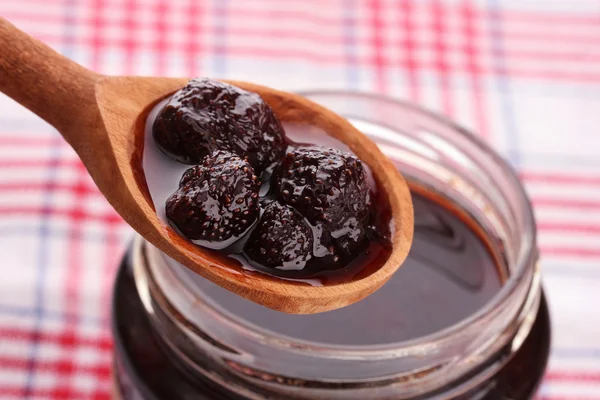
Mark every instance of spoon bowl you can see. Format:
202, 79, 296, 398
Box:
0, 18, 413, 314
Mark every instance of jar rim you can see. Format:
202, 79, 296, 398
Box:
146, 90, 538, 360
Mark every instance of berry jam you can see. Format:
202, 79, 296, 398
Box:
152, 78, 286, 171
178, 189, 505, 343
111, 188, 549, 399
144, 93, 393, 284
114, 91, 549, 399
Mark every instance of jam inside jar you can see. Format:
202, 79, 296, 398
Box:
111, 93, 550, 399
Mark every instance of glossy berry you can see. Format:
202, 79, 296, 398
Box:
165, 150, 260, 249
152, 78, 286, 173
244, 201, 313, 270
273, 146, 371, 260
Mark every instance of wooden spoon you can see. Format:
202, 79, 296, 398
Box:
0, 18, 413, 314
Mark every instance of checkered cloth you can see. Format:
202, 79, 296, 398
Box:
0, 0, 599, 398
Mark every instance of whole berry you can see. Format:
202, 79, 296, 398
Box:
165, 150, 260, 249
272, 146, 371, 261
273, 146, 371, 226
244, 201, 313, 270
152, 78, 286, 172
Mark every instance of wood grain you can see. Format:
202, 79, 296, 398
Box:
0, 17, 414, 314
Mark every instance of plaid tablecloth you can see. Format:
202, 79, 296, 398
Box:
0, 0, 599, 398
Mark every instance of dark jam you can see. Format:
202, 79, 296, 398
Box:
144, 95, 393, 285
112, 189, 550, 399
184, 190, 505, 343
202, 132, 394, 285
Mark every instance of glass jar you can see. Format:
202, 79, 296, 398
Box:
111, 92, 550, 399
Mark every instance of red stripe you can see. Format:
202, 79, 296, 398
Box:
122, 0, 138, 75
90, 0, 105, 71
2, 200, 600, 241
532, 197, 600, 210
538, 222, 600, 235
101, 223, 122, 326
398, 0, 419, 102
507, 68, 600, 83
8, 6, 600, 49
2, 153, 600, 203
431, 0, 453, 117
10, 13, 600, 62
0, 328, 112, 399
521, 172, 600, 186
11, 10, 600, 52
0, 327, 112, 350
204, 25, 348, 46
5, 144, 600, 185
65, 182, 87, 321
509, 48, 600, 64
546, 371, 600, 382
1, 9, 336, 31
504, 30, 600, 47
5, 183, 600, 217
2, 171, 600, 215
0, 207, 122, 224
185, 0, 202, 76
537, 397, 600, 400
6, 189, 600, 242
0, 159, 80, 168
0, 182, 99, 195
90, 29, 600, 67
541, 247, 600, 258
192, 7, 343, 28
59, 173, 90, 394
92, 389, 112, 400
7, 5, 600, 28
154, 0, 169, 76
19, 27, 599, 76
0, 386, 110, 399
20, 28, 600, 83
368, 0, 386, 94
462, 1, 489, 140
0, 136, 63, 146
0, 356, 110, 377
492, 9, 600, 26
508, 396, 599, 400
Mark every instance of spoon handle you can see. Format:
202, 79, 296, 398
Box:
0, 18, 100, 140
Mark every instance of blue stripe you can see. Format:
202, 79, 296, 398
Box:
23, 1, 77, 395
487, 0, 521, 167
342, 0, 360, 90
